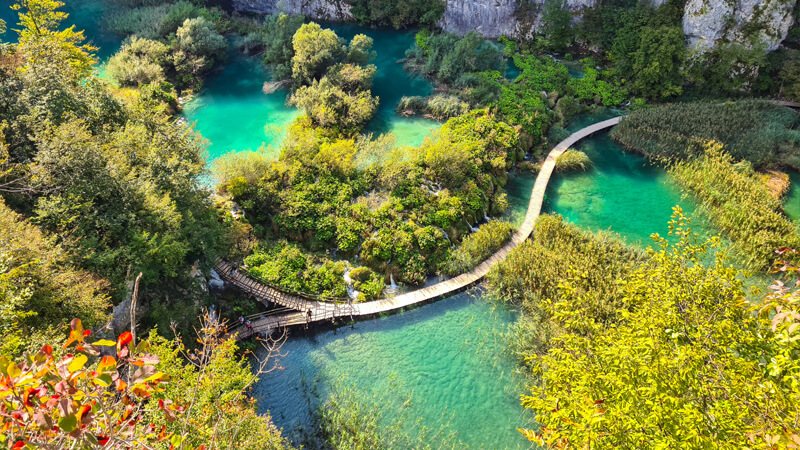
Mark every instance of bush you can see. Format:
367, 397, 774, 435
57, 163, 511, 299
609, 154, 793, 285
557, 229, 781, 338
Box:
349, 266, 385, 301
555, 149, 592, 172
396, 94, 470, 120
262, 13, 304, 80
349, 0, 445, 29
103, 4, 171, 40
612, 100, 800, 169
444, 220, 514, 275
245, 241, 348, 298
107, 37, 169, 86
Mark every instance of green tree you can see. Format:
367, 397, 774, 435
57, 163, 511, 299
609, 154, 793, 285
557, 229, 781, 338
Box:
289, 74, 379, 131
517, 210, 800, 448
262, 13, 304, 80
346, 34, 376, 65
107, 37, 169, 86
291, 22, 344, 86
540, 0, 573, 52
173, 16, 226, 88
630, 26, 684, 99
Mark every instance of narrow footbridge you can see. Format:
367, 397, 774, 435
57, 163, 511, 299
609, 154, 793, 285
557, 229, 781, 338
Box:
219, 117, 623, 339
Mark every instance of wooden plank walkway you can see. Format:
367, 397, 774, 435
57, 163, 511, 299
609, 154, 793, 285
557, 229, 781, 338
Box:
220, 117, 623, 339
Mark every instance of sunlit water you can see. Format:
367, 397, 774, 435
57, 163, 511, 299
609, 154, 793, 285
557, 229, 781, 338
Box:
184, 23, 440, 158
253, 291, 535, 449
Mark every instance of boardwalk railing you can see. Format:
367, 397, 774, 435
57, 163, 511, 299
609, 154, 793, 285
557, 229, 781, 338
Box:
217, 116, 623, 338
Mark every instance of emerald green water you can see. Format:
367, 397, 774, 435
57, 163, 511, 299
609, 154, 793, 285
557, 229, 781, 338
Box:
253, 291, 534, 448
786, 171, 800, 223
1, 0, 121, 62
184, 23, 440, 159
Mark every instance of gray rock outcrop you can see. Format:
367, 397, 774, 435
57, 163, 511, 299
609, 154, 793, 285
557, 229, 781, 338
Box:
683, 0, 797, 51
232, 0, 352, 21
231, 0, 798, 51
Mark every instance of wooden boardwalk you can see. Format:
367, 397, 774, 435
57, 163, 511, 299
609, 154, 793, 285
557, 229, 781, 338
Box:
220, 117, 623, 339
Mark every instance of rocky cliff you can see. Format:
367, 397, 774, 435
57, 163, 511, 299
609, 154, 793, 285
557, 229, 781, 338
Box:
232, 0, 799, 51
232, 0, 352, 21
683, 0, 797, 51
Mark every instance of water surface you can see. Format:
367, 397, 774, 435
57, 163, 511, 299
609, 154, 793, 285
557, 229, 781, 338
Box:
253, 291, 534, 449
184, 23, 441, 158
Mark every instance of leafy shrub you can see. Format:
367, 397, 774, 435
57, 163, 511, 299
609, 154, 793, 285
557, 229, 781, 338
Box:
444, 220, 514, 275
349, 0, 445, 29
262, 13, 304, 80
555, 149, 592, 172
349, 266, 385, 301
107, 37, 169, 86
397, 94, 470, 120
245, 241, 348, 298
103, 4, 171, 40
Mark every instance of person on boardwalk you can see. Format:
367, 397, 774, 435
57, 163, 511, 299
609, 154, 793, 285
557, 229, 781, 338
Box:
231, 264, 238, 279
238, 316, 244, 326
307, 309, 312, 322
245, 319, 252, 330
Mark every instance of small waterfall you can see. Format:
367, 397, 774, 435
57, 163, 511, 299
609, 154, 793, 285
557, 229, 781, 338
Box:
390, 274, 397, 290
343, 268, 360, 301
465, 219, 478, 233
484, 210, 489, 222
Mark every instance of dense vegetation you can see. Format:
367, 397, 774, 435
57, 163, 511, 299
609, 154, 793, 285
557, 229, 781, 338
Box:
669, 141, 800, 272
349, 0, 445, 30
0, 0, 226, 339
105, 0, 228, 92
487, 214, 644, 361
403, 32, 626, 155
612, 100, 800, 169
490, 211, 800, 448
218, 108, 521, 288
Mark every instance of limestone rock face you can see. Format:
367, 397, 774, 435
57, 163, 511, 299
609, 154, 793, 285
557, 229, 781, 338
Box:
683, 0, 797, 51
230, 0, 798, 51
437, 0, 519, 38
232, 0, 352, 21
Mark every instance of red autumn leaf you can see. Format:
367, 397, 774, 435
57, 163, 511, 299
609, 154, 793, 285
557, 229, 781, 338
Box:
12, 441, 25, 450
117, 332, 132, 349
41, 345, 52, 356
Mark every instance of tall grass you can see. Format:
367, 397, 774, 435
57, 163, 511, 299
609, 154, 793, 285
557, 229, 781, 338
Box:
397, 94, 470, 120
555, 149, 593, 172
486, 214, 645, 361
669, 141, 800, 272
612, 100, 800, 169
443, 220, 513, 275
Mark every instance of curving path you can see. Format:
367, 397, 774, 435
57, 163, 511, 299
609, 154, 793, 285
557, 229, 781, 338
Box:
219, 117, 623, 339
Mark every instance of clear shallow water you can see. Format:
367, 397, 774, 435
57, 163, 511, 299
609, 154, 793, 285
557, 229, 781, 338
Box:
253, 291, 534, 449
184, 23, 441, 158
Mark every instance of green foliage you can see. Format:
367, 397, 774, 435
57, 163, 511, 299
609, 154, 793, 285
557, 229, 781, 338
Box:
0, 200, 110, 356
396, 94, 470, 120
349, 266, 385, 301
540, 0, 573, 52
777, 49, 800, 101
218, 110, 519, 286
689, 43, 770, 94
555, 149, 592, 172
669, 141, 800, 272
444, 220, 513, 275
515, 211, 800, 448
145, 325, 292, 449
244, 241, 348, 298
262, 13, 304, 80
487, 214, 644, 361
629, 26, 684, 99
405, 31, 504, 84
611, 100, 800, 169
103, 4, 171, 40
290, 64, 379, 132
567, 60, 628, 107
107, 37, 169, 86
349, 0, 445, 29
288, 24, 378, 132
172, 16, 226, 88
291, 22, 344, 86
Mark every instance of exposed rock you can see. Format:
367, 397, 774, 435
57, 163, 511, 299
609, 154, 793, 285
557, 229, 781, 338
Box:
230, 0, 798, 51
232, 0, 352, 21
683, 0, 797, 51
